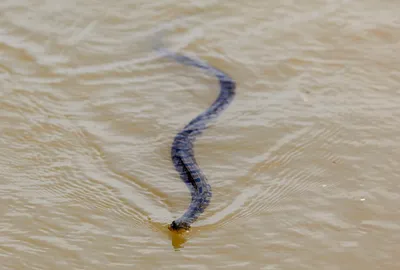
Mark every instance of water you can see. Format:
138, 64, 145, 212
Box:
1, 0, 400, 269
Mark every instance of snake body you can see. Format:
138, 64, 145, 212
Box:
155, 35, 236, 231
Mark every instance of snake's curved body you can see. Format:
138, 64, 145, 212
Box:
155, 36, 235, 231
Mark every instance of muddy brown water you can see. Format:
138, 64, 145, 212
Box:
1, 0, 400, 269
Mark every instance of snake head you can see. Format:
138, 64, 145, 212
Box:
169, 220, 191, 232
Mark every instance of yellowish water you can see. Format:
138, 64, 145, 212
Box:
1, 0, 400, 269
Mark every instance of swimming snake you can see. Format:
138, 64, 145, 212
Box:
154, 34, 236, 231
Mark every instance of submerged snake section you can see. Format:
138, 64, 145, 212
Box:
154, 34, 236, 231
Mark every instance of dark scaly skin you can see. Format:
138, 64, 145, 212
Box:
154, 35, 236, 231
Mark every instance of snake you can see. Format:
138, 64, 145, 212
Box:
154, 33, 236, 231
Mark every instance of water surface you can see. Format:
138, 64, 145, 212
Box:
1, 0, 400, 269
